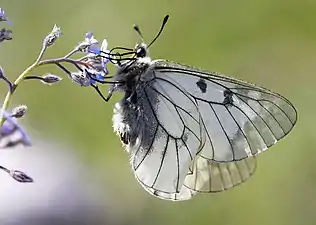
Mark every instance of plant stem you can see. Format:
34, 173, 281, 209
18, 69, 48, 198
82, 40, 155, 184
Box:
0, 45, 46, 126
0, 62, 38, 126
0, 47, 88, 126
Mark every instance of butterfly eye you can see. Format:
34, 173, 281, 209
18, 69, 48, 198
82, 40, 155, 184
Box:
136, 46, 146, 58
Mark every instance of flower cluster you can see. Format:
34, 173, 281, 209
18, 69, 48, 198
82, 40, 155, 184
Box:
0, 8, 120, 183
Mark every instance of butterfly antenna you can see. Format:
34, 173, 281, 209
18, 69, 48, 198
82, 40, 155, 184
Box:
148, 15, 169, 48
133, 24, 145, 43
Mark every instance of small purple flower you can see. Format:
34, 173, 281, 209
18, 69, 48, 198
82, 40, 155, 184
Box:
89, 71, 105, 85
82, 38, 110, 77
0, 8, 13, 26
78, 32, 110, 73
70, 71, 91, 87
0, 118, 15, 136
77, 31, 99, 53
85, 68, 106, 85
70, 68, 106, 87
0, 110, 31, 148
100, 39, 110, 74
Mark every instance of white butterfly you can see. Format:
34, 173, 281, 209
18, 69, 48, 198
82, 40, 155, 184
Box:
95, 15, 297, 201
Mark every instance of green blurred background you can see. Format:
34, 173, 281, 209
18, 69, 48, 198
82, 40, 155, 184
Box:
0, 0, 315, 224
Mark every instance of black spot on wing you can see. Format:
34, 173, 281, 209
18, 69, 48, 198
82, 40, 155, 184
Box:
196, 78, 207, 93
223, 90, 234, 106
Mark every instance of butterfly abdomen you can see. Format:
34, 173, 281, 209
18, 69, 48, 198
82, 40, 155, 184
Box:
113, 101, 139, 149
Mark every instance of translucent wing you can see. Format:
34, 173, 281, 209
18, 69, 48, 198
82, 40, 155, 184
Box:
116, 59, 296, 201
184, 156, 256, 193
149, 60, 297, 162
137, 178, 197, 201
116, 82, 203, 196
136, 156, 256, 200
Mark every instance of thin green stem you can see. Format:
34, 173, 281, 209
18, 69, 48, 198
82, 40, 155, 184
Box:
35, 45, 47, 64
38, 57, 89, 67
0, 46, 90, 127
0, 45, 47, 126
0, 62, 39, 126
63, 48, 79, 59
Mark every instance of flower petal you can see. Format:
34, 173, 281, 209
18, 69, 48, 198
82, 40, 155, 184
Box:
100, 39, 108, 52
0, 111, 31, 148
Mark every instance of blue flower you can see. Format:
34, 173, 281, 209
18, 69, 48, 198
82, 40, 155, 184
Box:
100, 39, 110, 75
0, 8, 12, 26
70, 69, 105, 87
89, 71, 105, 85
66, 32, 111, 88
70, 71, 91, 87
77, 31, 99, 53
84, 38, 110, 75
0, 111, 31, 148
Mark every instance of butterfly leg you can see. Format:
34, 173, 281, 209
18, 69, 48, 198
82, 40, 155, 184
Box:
91, 84, 112, 102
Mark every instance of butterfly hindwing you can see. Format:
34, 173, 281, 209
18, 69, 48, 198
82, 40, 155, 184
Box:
184, 156, 257, 193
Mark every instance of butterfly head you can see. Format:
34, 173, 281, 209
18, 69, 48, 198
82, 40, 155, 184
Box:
131, 15, 169, 60
88, 15, 169, 102
135, 43, 148, 58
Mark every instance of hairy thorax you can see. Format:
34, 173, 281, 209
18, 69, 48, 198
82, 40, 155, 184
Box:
110, 57, 152, 93
112, 57, 157, 154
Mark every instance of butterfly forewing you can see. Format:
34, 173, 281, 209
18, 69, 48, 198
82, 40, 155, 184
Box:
150, 60, 297, 162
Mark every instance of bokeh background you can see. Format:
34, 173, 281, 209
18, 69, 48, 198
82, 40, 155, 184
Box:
0, 0, 314, 224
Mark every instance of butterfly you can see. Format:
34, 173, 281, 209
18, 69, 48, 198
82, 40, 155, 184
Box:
92, 15, 297, 201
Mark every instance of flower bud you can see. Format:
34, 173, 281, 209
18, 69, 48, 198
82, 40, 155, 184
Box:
41, 74, 62, 85
11, 105, 27, 118
10, 170, 33, 183
0, 8, 12, 26
70, 71, 91, 87
0, 28, 12, 43
43, 24, 61, 47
